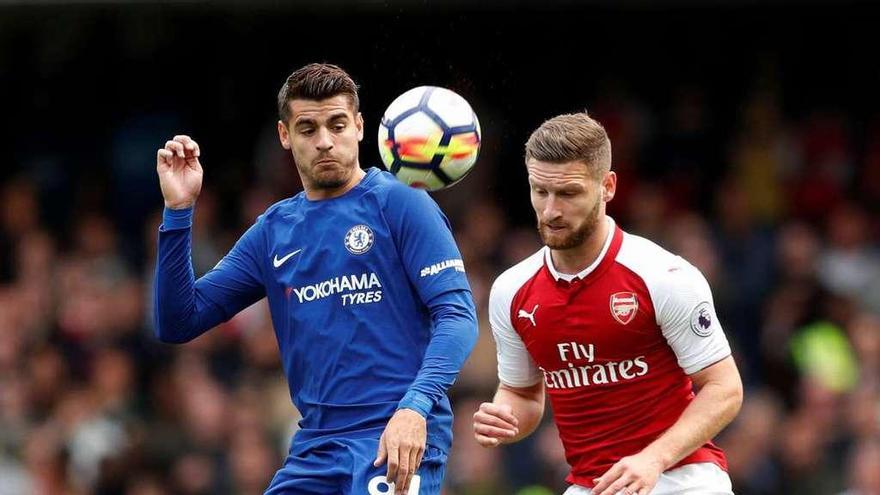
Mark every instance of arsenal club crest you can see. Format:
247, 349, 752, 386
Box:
610, 292, 638, 325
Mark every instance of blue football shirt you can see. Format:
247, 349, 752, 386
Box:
154, 167, 477, 453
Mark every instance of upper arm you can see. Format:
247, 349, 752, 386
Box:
655, 262, 732, 375
195, 220, 267, 321
384, 186, 471, 303
489, 278, 542, 388
689, 355, 742, 395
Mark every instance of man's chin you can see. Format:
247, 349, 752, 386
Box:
313, 168, 350, 189
540, 231, 573, 250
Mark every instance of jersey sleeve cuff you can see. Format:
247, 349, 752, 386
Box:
397, 390, 433, 418
162, 206, 194, 231
682, 350, 732, 375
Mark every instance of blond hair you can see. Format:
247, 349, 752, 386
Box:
524, 112, 612, 179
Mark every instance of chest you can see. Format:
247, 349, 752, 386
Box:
510, 270, 662, 365
265, 206, 399, 306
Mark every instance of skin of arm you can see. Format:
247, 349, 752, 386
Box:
593, 355, 743, 495
474, 381, 545, 447
639, 355, 743, 469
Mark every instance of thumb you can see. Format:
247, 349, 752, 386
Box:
374, 437, 387, 467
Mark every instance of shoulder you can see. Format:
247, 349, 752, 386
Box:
367, 168, 437, 207
615, 231, 714, 317
491, 248, 545, 302
258, 195, 305, 224
615, 232, 684, 278
614, 231, 708, 291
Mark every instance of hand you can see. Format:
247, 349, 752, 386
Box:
156, 135, 203, 209
592, 452, 664, 495
473, 402, 519, 447
373, 408, 426, 495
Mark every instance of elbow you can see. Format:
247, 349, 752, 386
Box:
466, 311, 479, 348
154, 325, 191, 344
731, 381, 744, 416
153, 314, 194, 344
156, 332, 191, 345
726, 375, 745, 421
458, 309, 479, 358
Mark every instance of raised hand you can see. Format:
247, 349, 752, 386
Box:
156, 135, 203, 209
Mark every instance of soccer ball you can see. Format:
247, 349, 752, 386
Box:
378, 86, 481, 191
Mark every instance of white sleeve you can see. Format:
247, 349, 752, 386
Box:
489, 278, 542, 388
654, 261, 732, 375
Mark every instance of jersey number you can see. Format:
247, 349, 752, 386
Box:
368, 475, 421, 494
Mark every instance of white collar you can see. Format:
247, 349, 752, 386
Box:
544, 217, 616, 282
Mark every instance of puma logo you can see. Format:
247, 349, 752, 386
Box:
517, 304, 539, 327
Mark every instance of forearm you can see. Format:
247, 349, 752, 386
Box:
640, 378, 742, 469
493, 384, 544, 442
153, 208, 223, 343
399, 289, 478, 415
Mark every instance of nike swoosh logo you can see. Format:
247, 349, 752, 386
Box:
273, 249, 302, 268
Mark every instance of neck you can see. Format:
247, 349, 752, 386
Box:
304, 165, 365, 201
550, 215, 611, 275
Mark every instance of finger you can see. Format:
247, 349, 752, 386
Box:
474, 433, 500, 447
479, 403, 519, 426
165, 140, 185, 158
395, 451, 411, 495
175, 136, 199, 159
596, 479, 628, 495
592, 464, 624, 494
414, 447, 424, 476
373, 437, 387, 467
173, 134, 201, 157
157, 149, 174, 166
173, 135, 194, 146
595, 474, 632, 495
385, 443, 400, 486
473, 410, 519, 431
473, 423, 517, 439
400, 446, 419, 494
627, 484, 646, 495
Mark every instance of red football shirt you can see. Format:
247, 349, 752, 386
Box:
489, 218, 731, 487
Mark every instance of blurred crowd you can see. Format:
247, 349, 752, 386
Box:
2, 50, 880, 495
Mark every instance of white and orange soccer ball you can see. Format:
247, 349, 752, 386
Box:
378, 86, 481, 191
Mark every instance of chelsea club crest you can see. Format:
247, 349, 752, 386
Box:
344, 225, 374, 255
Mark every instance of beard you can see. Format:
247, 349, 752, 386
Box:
298, 154, 356, 190
538, 196, 602, 250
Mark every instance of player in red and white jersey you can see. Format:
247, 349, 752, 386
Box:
473, 113, 743, 495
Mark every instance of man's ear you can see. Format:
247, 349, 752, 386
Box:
603, 171, 617, 202
278, 121, 291, 150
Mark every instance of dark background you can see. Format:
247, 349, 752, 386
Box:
1, 2, 878, 494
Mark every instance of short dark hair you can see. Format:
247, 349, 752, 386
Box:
524, 112, 612, 179
277, 63, 360, 123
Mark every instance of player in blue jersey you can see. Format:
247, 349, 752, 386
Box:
153, 63, 478, 495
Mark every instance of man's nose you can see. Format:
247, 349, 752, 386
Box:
315, 127, 334, 151
543, 195, 562, 221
